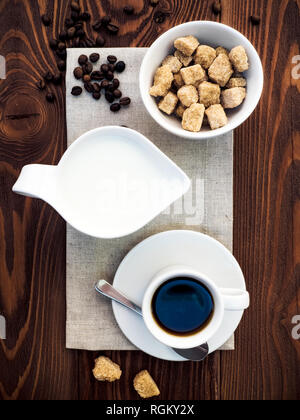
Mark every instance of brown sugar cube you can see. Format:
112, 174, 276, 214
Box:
221, 87, 246, 108
149, 65, 174, 97
162, 55, 182, 73
159, 91, 178, 115
216, 46, 229, 56
205, 104, 228, 130
182, 103, 205, 132
134, 370, 160, 399
194, 45, 217, 69
175, 103, 186, 119
177, 85, 199, 107
173, 72, 184, 89
208, 53, 233, 87
199, 81, 221, 108
174, 35, 199, 56
180, 64, 206, 86
93, 356, 122, 382
226, 77, 247, 88
174, 50, 193, 67
229, 46, 249, 72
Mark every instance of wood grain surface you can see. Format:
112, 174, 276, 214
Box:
0, 0, 299, 400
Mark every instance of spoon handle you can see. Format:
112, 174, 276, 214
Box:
95, 280, 143, 316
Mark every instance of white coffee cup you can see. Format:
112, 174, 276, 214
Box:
142, 266, 250, 349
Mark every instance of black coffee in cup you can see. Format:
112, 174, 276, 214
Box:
151, 277, 214, 336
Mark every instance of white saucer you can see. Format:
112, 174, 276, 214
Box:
112, 230, 246, 361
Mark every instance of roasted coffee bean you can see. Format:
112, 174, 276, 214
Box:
57, 60, 66, 71
65, 18, 74, 28
67, 27, 76, 39
93, 83, 101, 92
105, 92, 115, 103
74, 67, 83, 79
79, 40, 87, 47
106, 71, 114, 81
78, 54, 88, 65
95, 34, 106, 47
71, 11, 80, 21
76, 28, 85, 38
74, 37, 80, 47
101, 80, 109, 89
92, 92, 101, 100
36, 79, 46, 90
107, 55, 117, 64
154, 11, 167, 24
110, 103, 121, 112
112, 78, 120, 89
101, 16, 111, 26
58, 42, 66, 51
93, 20, 102, 32
83, 74, 91, 82
120, 97, 131, 106
113, 89, 122, 99
85, 38, 95, 47
43, 71, 53, 82
46, 92, 55, 102
53, 73, 62, 85
71, 86, 83, 96
150, 0, 159, 6
74, 22, 83, 30
106, 23, 119, 34
71, 1, 81, 12
84, 82, 94, 93
124, 5, 134, 15
42, 14, 51, 26
56, 50, 67, 60
250, 15, 261, 25
101, 64, 109, 73
90, 53, 100, 63
212, 1, 221, 15
49, 39, 58, 50
83, 62, 93, 74
91, 71, 104, 80
107, 84, 114, 93
115, 61, 126, 73
59, 30, 68, 41
108, 63, 115, 72
80, 12, 91, 22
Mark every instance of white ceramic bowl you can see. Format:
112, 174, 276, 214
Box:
139, 21, 264, 140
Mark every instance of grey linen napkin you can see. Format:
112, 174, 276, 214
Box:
65, 48, 234, 351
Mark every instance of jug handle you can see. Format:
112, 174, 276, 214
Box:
12, 164, 58, 200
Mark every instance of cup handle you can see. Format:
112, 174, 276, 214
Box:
219, 288, 250, 311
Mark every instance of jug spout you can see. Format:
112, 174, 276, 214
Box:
12, 164, 58, 200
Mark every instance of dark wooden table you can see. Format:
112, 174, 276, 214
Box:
0, 0, 299, 400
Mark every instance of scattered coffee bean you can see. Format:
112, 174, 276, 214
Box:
107, 84, 115, 93
91, 71, 104, 80
101, 80, 110, 89
59, 30, 68, 41
105, 92, 115, 103
90, 53, 100, 63
250, 15, 261, 25
83, 62, 93, 74
93, 92, 101, 100
46, 92, 55, 102
53, 73, 62, 85
120, 97, 131, 106
107, 55, 118, 64
43, 71, 53, 82
67, 27, 76, 39
78, 54, 88, 65
85, 38, 95, 48
101, 64, 109, 73
57, 60, 66, 71
107, 23, 119, 34
49, 39, 58, 50
101, 16, 111, 26
150, 0, 159, 6
112, 78, 120, 89
212, 1, 221, 15
79, 40, 87, 47
96, 35, 106, 47
74, 37, 80, 47
83, 74, 91, 82
74, 22, 83, 30
115, 61, 126, 73
93, 20, 102, 32
124, 5, 134, 15
154, 11, 167, 24
36, 79, 46, 90
84, 82, 94, 93
108, 63, 115, 72
93, 83, 101, 92
71, 1, 81, 12
56, 50, 67, 60
113, 89, 122, 99
106, 71, 114, 81
42, 14, 51, 26
71, 86, 83, 96
80, 12, 91, 22
76, 28, 86, 38
110, 103, 121, 112
58, 42, 66, 51
65, 18, 74, 28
